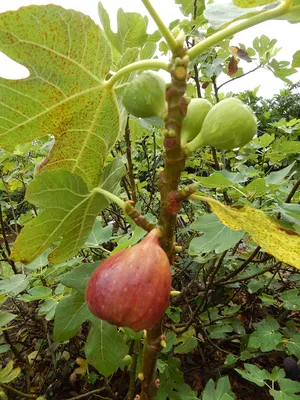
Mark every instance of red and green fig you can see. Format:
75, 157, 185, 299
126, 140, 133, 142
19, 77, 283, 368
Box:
184, 98, 257, 153
181, 98, 212, 145
122, 71, 166, 119
85, 229, 171, 332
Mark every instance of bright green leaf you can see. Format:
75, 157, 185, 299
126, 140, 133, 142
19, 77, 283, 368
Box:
86, 220, 113, 248
53, 293, 91, 342
248, 316, 282, 352
98, 2, 148, 53
235, 363, 269, 387
292, 50, 300, 68
280, 289, 300, 310
174, 327, 198, 354
11, 160, 124, 265
0, 274, 30, 296
203, 376, 235, 400
208, 324, 233, 339
189, 213, 244, 254
0, 312, 17, 328
85, 317, 128, 377
61, 262, 99, 294
270, 378, 300, 399
286, 335, 300, 358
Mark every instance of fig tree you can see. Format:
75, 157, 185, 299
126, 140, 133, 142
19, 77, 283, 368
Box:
85, 229, 171, 332
122, 71, 166, 118
184, 98, 257, 153
181, 98, 212, 145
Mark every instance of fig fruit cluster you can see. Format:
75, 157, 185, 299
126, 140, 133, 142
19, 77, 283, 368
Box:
183, 98, 257, 152
122, 71, 166, 119
85, 229, 171, 332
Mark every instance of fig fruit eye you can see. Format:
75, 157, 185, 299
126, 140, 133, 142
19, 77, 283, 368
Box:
181, 98, 212, 145
184, 98, 257, 152
85, 229, 171, 332
122, 71, 166, 119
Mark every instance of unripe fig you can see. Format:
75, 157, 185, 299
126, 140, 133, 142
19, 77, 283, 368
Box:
122, 355, 132, 367
85, 229, 171, 332
184, 98, 257, 153
181, 98, 213, 145
122, 71, 166, 118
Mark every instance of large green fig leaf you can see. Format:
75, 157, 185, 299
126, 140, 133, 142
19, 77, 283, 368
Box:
11, 158, 125, 264
98, 2, 148, 54
0, 5, 121, 189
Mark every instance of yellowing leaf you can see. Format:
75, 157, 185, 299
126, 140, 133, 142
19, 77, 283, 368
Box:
0, 361, 21, 384
70, 357, 89, 381
195, 196, 300, 269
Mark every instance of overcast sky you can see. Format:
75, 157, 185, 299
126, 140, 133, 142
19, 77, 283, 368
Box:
0, 0, 299, 98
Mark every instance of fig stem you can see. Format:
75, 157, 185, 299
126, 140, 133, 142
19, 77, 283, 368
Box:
141, 0, 178, 53
187, 0, 293, 61
183, 132, 205, 155
189, 194, 219, 205
93, 188, 125, 210
94, 188, 156, 232
105, 60, 171, 89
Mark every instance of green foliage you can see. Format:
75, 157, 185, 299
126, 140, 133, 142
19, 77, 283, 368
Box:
0, 1, 299, 399
189, 213, 244, 254
85, 316, 128, 377
248, 316, 282, 352
202, 376, 235, 400
0, 5, 122, 189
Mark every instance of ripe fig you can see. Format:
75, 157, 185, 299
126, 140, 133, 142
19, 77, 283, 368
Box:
184, 98, 257, 153
122, 71, 166, 119
85, 229, 171, 331
181, 98, 212, 145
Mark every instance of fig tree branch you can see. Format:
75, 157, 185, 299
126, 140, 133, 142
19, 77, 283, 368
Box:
221, 261, 281, 286
174, 250, 228, 334
0, 383, 36, 399
217, 65, 262, 91
285, 178, 300, 203
94, 188, 155, 232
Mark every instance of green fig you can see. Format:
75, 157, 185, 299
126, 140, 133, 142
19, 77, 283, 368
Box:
184, 98, 257, 153
122, 71, 166, 118
181, 98, 213, 145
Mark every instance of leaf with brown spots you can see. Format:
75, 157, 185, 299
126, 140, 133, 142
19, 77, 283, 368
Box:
0, 5, 122, 189
195, 196, 300, 269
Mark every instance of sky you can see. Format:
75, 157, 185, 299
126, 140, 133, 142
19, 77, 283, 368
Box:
0, 0, 299, 98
